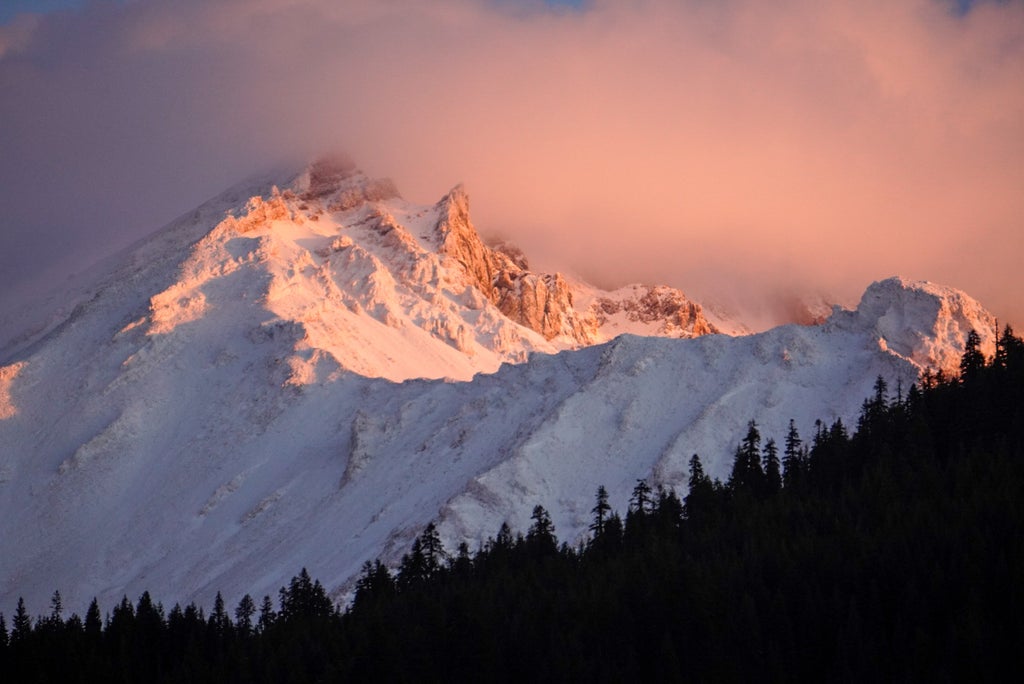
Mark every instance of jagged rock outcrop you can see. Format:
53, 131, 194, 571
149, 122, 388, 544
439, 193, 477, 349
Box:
431, 184, 722, 344
433, 186, 598, 343
594, 285, 717, 337
493, 271, 596, 342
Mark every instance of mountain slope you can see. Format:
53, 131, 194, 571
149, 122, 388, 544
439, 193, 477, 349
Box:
0, 159, 997, 614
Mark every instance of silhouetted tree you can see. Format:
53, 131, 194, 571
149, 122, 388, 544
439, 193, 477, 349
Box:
783, 419, 803, 487
257, 596, 276, 633
763, 438, 781, 493
11, 598, 31, 645
960, 329, 986, 380
729, 421, 764, 495
590, 486, 611, 538
526, 505, 558, 556
235, 594, 256, 635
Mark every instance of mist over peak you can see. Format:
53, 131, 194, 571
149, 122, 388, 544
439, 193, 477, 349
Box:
1, 0, 1021, 326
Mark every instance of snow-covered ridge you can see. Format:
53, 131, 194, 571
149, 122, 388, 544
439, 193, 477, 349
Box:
0, 157, 998, 616
831, 276, 998, 372
0, 155, 721, 383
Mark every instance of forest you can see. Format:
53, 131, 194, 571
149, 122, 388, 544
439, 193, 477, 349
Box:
2, 327, 1022, 682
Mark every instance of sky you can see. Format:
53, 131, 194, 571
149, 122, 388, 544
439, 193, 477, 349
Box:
1, 0, 1022, 327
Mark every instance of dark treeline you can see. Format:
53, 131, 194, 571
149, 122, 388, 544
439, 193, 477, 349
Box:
3, 326, 1023, 682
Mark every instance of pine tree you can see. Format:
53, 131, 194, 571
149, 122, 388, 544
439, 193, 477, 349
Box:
729, 421, 764, 495
49, 590, 63, 625
629, 479, 653, 516
783, 419, 803, 488
994, 324, 1024, 370
418, 522, 448, 574
235, 594, 256, 635
279, 568, 334, 621
399, 524, 448, 590
590, 485, 611, 538
84, 598, 102, 639
686, 454, 716, 521
960, 329, 986, 381
11, 597, 31, 644
527, 505, 558, 556
0, 613, 8, 650
873, 375, 888, 407
209, 591, 231, 633
257, 595, 276, 633
763, 438, 782, 493
354, 561, 395, 608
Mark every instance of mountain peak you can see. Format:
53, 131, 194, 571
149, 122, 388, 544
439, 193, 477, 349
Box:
294, 154, 401, 210
0, 158, 1007, 618
833, 276, 997, 373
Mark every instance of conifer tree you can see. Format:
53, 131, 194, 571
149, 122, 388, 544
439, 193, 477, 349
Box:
994, 324, 1024, 370
527, 505, 557, 556
354, 561, 395, 608
84, 598, 102, 639
209, 591, 231, 633
257, 596, 276, 633
763, 438, 782, 493
729, 421, 764, 494
11, 597, 31, 644
279, 568, 334, 620
685, 454, 716, 521
235, 594, 256, 635
960, 329, 986, 380
49, 590, 63, 625
418, 522, 448, 574
0, 612, 7, 650
783, 419, 803, 488
590, 486, 611, 537
629, 479, 653, 516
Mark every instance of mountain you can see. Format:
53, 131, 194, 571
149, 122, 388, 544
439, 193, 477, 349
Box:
0, 157, 997, 614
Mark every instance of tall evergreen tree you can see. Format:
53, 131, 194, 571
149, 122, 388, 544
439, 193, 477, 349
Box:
257, 596, 276, 633
763, 438, 782, 493
526, 505, 558, 556
783, 419, 803, 488
960, 329, 986, 380
48, 590, 63, 626
685, 454, 716, 521
629, 479, 653, 516
11, 598, 30, 645
84, 598, 102, 639
209, 591, 231, 634
994, 324, 1024, 370
279, 568, 334, 621
729, 421, 764, 494
590, 485, 612, 537
235, 594, 256, 635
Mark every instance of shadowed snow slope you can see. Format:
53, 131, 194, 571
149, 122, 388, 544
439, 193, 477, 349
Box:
0, 159, 996, 614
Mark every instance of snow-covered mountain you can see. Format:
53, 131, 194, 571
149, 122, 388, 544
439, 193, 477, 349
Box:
0, 157, 997, 614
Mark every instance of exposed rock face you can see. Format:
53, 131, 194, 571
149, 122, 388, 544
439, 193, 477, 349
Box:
493, 271, 596, 342
595, 285, 716, 337
433, 186, 598, 343
433, 185, 511, 302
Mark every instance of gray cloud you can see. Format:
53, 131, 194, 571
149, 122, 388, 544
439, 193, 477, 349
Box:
2, 0, 1022, 327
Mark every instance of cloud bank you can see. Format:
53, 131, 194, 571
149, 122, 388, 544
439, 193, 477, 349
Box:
1, 0, 1022, 326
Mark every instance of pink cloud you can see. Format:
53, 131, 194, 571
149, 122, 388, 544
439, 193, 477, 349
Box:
2, 0, 1022, 327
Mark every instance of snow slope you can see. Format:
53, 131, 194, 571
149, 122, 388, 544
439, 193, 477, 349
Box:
0, 159, 997, 615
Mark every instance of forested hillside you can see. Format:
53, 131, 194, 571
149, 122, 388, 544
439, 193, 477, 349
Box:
3, 327, 1022, 682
